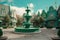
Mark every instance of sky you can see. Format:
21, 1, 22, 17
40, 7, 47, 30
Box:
0, 0, 60, 16
13, 0, 60, 11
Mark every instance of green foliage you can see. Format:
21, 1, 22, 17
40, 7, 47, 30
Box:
32, 16, 45, 27
2, 15, 10, 28
3, 15, 10, 23
39, 17, 45, 23
41, 10, 47, 19
16, 15, 24, 26
0, 29, 3, 37
16, 18, 21, 26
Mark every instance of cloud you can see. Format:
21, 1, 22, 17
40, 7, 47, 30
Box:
28, 3, 34, 15
11, 6, 26, 17
28, 3, 34, 9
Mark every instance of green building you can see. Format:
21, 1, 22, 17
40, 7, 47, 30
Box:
46, 6, 57, 28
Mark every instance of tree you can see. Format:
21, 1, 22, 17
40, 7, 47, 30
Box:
38, 16, 45, 28
2, 15, 10, 28
41, 10, 47, 19
16, 15, 24, 26
31, 16, 44, 28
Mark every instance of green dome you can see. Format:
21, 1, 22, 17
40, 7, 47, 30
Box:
49, 6, 54, 11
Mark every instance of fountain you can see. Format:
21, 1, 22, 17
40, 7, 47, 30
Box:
15, 6, 39, 33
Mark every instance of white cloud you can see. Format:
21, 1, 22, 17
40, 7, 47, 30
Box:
11, 6, 26, 17
28, 3, 34, 9
11, 6, 34, 16
28, 3, 34, 15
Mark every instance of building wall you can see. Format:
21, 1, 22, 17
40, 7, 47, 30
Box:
0, 4, 9, 17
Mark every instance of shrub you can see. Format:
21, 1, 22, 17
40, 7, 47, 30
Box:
0, 29, 3, 37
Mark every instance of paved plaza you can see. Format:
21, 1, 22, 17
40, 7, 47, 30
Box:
2, 28, 58, 40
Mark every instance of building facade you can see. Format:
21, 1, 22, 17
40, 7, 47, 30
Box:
57, 6, 60, 29
0, 4, 9, 20
46, 6, 57, 28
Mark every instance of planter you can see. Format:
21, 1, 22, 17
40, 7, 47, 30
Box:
56, 27, 60, 29
57, 29, 60, 37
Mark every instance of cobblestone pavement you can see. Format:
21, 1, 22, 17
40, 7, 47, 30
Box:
2, 28, 58, 40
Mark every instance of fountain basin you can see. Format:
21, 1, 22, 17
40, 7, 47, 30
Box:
23, 23, 31, 28
15, 27, 39, 32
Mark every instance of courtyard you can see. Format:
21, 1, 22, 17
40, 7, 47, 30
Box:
3, 28, 58, 40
